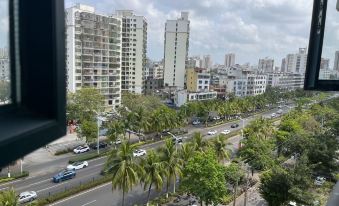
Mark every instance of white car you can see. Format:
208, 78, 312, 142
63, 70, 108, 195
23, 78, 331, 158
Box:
271, 113, 276, 118
73, 145, 90, 154
114, 138, 122, 145
18, 191, 37, 204
314, 176, 326, 186
221, 129, 230, 135
133, 149, 146, 157
277, 109, 283, 114
213, 116, 220, 120
207, 130, 217, 135
67, 161, 88, 170
192, 120, 200, 125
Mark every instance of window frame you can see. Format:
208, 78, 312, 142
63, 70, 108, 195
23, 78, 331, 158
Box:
0, 0, 66, 167
304, 0, 339, 90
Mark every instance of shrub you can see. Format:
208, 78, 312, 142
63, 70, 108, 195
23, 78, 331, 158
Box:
0, 171, 29, 183
54, 148, 73, 156
68, 153, 100, 164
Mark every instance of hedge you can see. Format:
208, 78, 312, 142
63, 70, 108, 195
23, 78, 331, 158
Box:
0, 171, 29, 184
54, 148, 73, 156
34, 175, 111, 205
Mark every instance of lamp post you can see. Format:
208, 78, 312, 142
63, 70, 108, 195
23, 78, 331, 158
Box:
95, 114, 104, 155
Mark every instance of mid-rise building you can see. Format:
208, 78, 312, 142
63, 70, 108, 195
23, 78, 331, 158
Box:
258, 57, 274, 73
186, 68, 210, 92
144, 78, 164, 95
201, 55, 212, 70
233, 74, 267, 97
320, 58, 330, 70
115, 10, 147, 94
281, 58, 286, 72
187, 56, 201, 68
0, 49, 9, 80
333, 51, 339, 71
285, 48, 307, 74
224, 53, 235, 67
319, 69, 339, 80
266, 72, 304, 90
163, 12, 190, 89
65, 4, 122, 109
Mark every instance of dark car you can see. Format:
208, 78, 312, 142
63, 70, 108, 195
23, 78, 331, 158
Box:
52, 170, 76, 183
230, 123, 239, 128
90, 142, 108, 149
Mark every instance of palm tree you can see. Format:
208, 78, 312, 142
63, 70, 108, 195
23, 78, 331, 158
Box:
134, 107, 150, 141
104, 142, 140, 206
212, 135, 231, 163
0, 189, 18, 206
160, 139, 182, 198
107, 121, 124, 148
179, 143, 194, 165
124, 112, 137, 140
140, 151, 164, 206
192, 132, 208, 152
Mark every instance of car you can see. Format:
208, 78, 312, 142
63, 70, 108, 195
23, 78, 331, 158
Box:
18, 191, 37, 204
212, 116, 220, 120
271, 113, 276, 118
207, 130, 217, 135
89, 142, 108, 149
277, 109, 283, 114
314, 176, 326, 186
133, 149, 146, 157
230, 123, 239, 128
113, 138, 122, 145
221, 129, 230, 135
278, 105, 282, 109
52, 170, 76, 183
172, 137, 183, 144
73, 145, 90, 154
67, 161, 88, 170
192, 120, 200, 125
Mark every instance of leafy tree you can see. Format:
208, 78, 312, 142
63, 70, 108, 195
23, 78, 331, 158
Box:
179, 143, 195, 166
107, 121, 125, 148
77, 119, 97, 143
0, 189, 19, 206
159, 139, 182, 197
192, 132, 208, 152
121, 92, 164, 114
181, 150, 227, 205
259, 166, 292, 206
224, 163, 245, 206
67, 88, 105, 121
274, 130, 290, 157
104, 142, 140, 206
212, 134, 231, 163
140, 151, 164, 206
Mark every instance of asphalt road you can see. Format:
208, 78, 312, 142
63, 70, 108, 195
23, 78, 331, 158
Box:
0, 106, 292, 205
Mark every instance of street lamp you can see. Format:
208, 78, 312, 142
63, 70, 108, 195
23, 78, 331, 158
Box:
95, 113, 105, 155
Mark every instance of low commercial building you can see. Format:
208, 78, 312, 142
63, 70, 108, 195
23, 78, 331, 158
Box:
266, 72, 304, 90
186, 68, 210, 92
174, 90, 217, 107
233, 74, 267, 97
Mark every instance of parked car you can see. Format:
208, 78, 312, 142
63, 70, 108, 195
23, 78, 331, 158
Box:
73, 145, 90, 154
52, 170, 76, 183
18, 191, 37, 204
67, 161, 88, 170
277, 109, 283, 114
172, 136, 183, 144
133, 149, 146, 157
212, 116, 221, 120
207, 130, 217, 135
113, 138, 122, 145
314, 176, 326, 186
230, 123, 239, 128
89, 142, 108, 150
271, 113, 276, 118
221, 129, 230, 135
192, 120, 201, 125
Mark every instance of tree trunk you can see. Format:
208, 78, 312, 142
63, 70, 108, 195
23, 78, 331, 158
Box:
146, 183, 152, 206
173, 176, 176, 194
122, 191, 125, 206
166, 178, 170, 198
200, 200, 203, 206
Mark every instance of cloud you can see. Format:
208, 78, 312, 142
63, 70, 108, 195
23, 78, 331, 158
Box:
64, 0, 337, 65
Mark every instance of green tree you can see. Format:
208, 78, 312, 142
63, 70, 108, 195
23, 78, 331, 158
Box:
212, 134, 231, 163
259, 166, 292, 206
107, 121, 124, 148
159, 139, 182, 198
0, 80, 10, 103
78, 119, 97, 143
67, 88, 105, 121
181, 150, 227, 205
179, 143, 195, 166
140, 151, 164, 206
104, 142, 140, 206
192, 132, 208, 152
224, 163, 245, 206
0, 189, 19, 206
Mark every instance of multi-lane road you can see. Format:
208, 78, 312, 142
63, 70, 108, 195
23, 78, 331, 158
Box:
0, 106, 292, 206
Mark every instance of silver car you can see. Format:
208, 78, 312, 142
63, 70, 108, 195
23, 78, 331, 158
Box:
18, 191, 37, 204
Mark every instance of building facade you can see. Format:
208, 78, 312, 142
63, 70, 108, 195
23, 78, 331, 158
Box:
266, 72, 304, 90
258, 58, 274, 73
174, 90, 217, 107
65, 4, 122, 109
320, 58, 330, 70
163, 12, 190, 89
186, 68, 210, 92
233, 74, 267, 97
224, 53, 235, 67
201, 55, 212, 70
115, 10, 147, 94
285, 48, 307, 74
333, 51, 339, 71
0, 49, 9, 80
144, 78, 164, 95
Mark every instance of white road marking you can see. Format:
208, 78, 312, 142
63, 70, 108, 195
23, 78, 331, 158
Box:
0, 187, 9, 191
81, 200, 97, 206
49, 182, 111, 206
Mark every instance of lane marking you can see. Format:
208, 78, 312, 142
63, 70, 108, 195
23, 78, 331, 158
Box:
81, 200, 97, 206
49, 182, 111, 206
0, 187, 9, 191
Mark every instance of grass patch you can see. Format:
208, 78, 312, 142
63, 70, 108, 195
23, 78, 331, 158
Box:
34, 175, 111, 206
0, 171, 29, 184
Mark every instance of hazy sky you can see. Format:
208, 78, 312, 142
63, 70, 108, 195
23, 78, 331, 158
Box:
0, 0, 338, 66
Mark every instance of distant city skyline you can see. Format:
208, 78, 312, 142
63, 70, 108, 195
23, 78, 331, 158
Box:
0, 0, 338, 65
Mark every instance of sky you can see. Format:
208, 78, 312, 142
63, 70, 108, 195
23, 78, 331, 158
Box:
0, 0, 338, 66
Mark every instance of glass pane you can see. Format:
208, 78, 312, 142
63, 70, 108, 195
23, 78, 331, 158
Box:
0, 0, 10, 105
319, 0, 339, 80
